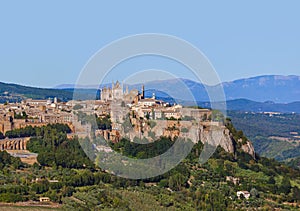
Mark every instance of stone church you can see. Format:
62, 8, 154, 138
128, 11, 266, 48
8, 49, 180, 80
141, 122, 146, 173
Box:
100, 81, 144, 103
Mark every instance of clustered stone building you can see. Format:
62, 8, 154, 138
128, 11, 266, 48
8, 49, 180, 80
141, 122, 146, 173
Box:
0, 81, 213, 144
95, 82, 213, 143
100, 81, 144, 104
0, 98, 74, 135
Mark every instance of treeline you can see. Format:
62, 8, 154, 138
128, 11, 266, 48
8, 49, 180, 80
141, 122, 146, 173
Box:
96, 115, 112, 130
110, 137, 174, 159
225, 118, 248, 146
26, 124, 94, 169
0, 150, 23, 170
287, 157, 300, 170
14, 111, 28, 119
76, 111, 112, 130
5, 123, 71, 138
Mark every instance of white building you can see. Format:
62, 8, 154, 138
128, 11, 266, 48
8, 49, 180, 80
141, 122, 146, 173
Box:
237, 191, 250, 200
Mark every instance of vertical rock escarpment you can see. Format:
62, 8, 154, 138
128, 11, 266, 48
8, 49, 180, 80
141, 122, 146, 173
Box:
199, 123, 256, 159
239, 138, 256, 159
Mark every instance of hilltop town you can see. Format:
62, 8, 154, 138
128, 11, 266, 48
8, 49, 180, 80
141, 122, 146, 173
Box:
0, 81, 214, 143
0, 81, 255, 160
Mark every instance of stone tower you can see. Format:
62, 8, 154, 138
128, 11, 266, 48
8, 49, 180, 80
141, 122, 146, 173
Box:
141, 85, 145, 99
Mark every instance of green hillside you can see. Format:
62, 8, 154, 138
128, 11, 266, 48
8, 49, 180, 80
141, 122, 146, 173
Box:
0, 122, 300, 210
228, 111, 300, 169
0, 82, 73, 102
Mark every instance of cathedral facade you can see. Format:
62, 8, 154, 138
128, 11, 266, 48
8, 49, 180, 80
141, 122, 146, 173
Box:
100, 81, 123, 101
100, 81, 144, 103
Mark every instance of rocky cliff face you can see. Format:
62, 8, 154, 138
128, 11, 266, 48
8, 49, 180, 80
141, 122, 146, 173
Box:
217, 127, 236, 154
199, 124, 256, 159
239, 138, 256, 159
200, 125, 235, 154
119, 118, 256, 159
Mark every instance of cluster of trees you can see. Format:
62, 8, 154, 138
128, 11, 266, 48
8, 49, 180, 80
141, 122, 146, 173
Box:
75, 111, 112, 131
225, 118, 248, 145
96, 115, 112, 130
73, 104, 83, 110
287, 157, 300, 170
110, 137, 174, 159
14, 111, 28, 119
76, 111, 96, 126
62, 185, 130, 210
0, 150, 23, 170
5, 126, 36, 138
5, 123, 71, 138
0, 132, 4, 139
26, 124, 93, 169
0, 193, 23, 203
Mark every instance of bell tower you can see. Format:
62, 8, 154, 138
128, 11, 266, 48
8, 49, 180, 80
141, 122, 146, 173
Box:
141, 85, 145, 99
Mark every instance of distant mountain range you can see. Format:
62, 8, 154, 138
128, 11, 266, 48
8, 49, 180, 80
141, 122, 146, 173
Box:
55, 75, 300, 103
222, 75, 300, 103
215, 99, 300, 113
134, 75, 300, 103
1, 75, 300, 113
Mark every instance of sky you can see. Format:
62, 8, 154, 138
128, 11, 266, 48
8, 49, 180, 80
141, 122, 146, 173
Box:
0, 1, 299, 87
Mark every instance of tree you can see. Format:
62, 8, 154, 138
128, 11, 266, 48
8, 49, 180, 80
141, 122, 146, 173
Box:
73, 104, 83, 110
159, 179, 168, 188
250, 188, 259, 198
291, 186, 300, 202
202, 113, 207, 121
97, 115, 112, 130
268, 176, 276, 185
168, 173, 186, 191
0, 132, 4, 139
280, 177, 291, 194
145, 113, 150, 120
0, 193, 22, 203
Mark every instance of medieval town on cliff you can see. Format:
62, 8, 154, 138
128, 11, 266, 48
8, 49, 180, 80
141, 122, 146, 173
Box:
0, 81, 255, 158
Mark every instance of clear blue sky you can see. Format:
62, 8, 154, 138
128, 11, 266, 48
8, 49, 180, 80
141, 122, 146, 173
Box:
0, 1, 299, 87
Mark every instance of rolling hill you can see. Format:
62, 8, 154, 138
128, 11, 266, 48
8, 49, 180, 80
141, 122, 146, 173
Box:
0, 82, 73, 102
228, 110, 300, 168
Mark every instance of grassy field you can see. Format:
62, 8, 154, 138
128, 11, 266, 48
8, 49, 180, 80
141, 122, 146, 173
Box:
0, 207, 61, 211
